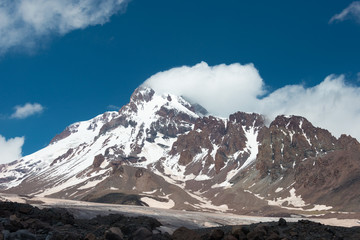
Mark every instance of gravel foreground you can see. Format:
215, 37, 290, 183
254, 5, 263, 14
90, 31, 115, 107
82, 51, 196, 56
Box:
1, 201, 360, 240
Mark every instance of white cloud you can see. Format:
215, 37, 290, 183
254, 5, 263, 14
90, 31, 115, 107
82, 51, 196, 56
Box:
329, 1, 360, 24
0, 0, 129, 54
11, 103, 44, 119
143, 62, 266, 116
142, 62, 360, 141
0, 135, 24, 164
259, 75, 360, 139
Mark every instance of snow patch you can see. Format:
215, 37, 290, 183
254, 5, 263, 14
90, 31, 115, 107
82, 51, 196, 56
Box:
239, 125, 259, 171
143, 189, 158, 194
141, 195, 175, 209
268, 188, 332, 211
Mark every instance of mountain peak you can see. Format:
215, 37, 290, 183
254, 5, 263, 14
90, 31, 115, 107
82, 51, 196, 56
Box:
1, 86, 360, 216
130, 86, 155, 104
270, 115, 310, 130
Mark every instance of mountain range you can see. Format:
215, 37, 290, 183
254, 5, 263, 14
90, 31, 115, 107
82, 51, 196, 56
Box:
1, 86, 359, 216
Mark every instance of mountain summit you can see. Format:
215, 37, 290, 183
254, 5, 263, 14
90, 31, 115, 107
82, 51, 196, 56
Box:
1, 86, 359, 215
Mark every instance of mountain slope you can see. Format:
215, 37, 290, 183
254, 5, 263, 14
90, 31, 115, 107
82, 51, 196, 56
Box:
1, 86, 359, 215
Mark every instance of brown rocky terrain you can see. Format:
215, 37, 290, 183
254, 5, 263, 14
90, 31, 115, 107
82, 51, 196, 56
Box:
294, 134, 360, 212
256, 115, 338, 180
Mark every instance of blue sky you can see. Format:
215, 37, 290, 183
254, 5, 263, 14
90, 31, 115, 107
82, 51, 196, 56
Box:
1, 0, 360, 163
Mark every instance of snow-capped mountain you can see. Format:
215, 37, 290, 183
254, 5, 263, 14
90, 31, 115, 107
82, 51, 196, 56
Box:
1, 86, 359, 215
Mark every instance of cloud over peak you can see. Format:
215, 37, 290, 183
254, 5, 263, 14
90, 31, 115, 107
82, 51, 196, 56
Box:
142, 62, 360, 141
0, 0, 129, 54
11, 103, 44, 119
143, 62, 266, 116
330, 1, 360, 24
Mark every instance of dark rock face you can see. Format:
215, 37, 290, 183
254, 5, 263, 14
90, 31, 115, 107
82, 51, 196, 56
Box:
51, 149, 74, 167
93, 154, 105, 168
0, 177, 16, 185
99, 115, 134, 137
170, 112, 265, 174
229, 112, 265, 130
256, 115, 338, 180
83, 193, 148, 206
246, 115, 360, 209
151, 107, 195, 138
49, 127, 72, 144
294, 135, 360, 211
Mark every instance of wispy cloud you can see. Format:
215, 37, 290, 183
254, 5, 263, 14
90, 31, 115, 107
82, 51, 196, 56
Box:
329, 1, 360, 24
107, 105, 121, 111
143, 62, 360, 141
0, 0, 130, 55
0, 135, 24, 164
11, 103, 44, 119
